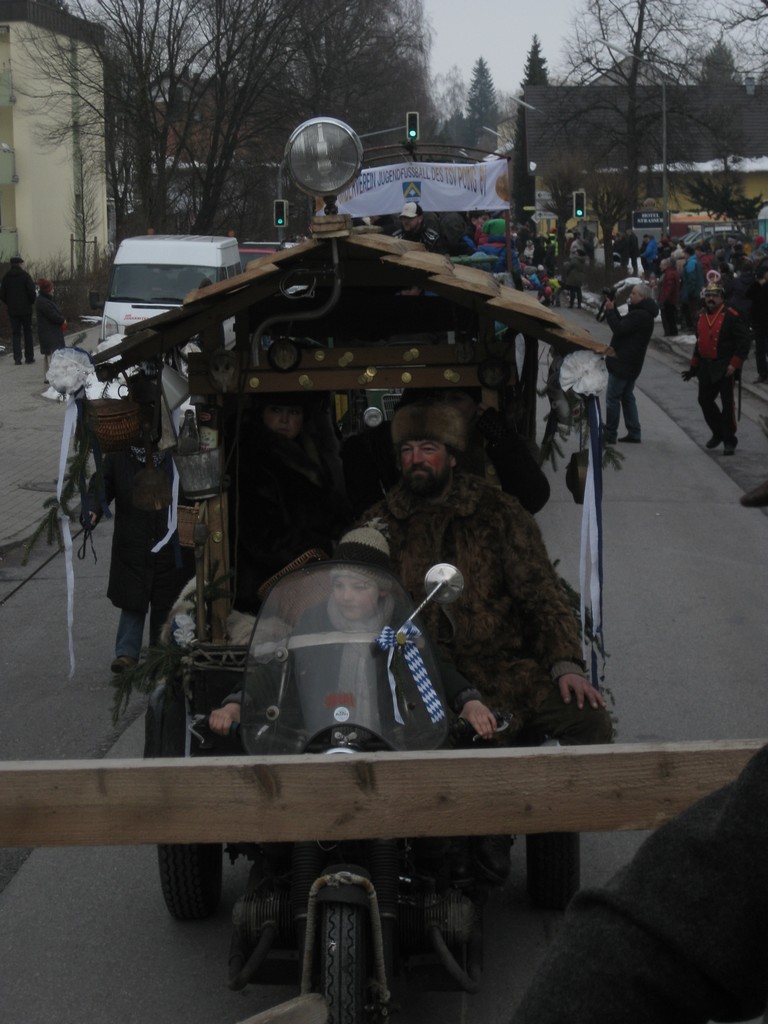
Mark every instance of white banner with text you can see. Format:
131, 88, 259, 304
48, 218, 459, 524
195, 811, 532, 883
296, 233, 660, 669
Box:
326, 159, 511, 216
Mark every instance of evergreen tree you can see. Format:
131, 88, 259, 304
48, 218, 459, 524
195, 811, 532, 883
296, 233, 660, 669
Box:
465, 57, 498, 147
684, 169, 763, 225
699, 41, 740, 85
512, 37, 549, 223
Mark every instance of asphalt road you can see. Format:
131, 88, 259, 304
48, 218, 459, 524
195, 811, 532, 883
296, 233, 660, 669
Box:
1, 319, 767, 1023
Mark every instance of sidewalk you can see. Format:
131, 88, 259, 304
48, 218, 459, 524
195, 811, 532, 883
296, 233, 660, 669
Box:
0, 324, 100, 557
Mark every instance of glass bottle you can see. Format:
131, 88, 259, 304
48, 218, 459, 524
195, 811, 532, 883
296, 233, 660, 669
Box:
176, 408, 200, 454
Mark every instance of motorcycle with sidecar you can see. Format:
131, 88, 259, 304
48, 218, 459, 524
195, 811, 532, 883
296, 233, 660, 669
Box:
145, 556, 579, 1023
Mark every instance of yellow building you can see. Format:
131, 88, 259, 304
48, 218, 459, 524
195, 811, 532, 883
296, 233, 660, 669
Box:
0, 1, 108, 266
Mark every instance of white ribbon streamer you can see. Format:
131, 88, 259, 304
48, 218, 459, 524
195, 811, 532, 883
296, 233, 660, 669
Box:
151, 459, 180, 554
577, 399, 605, 682
57, 396, 80, 678
579, 449, 600, 668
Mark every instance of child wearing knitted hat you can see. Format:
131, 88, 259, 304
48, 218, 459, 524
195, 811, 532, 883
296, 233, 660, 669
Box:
209, 526, 496, 740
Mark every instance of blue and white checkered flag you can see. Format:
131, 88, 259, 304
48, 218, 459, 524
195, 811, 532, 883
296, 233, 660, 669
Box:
375, 623, 445, 724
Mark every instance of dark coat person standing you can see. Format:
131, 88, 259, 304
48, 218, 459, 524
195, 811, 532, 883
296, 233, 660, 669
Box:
745, 258, 768, 383
614, 228, 639, 275
562, 246, 587, 309
35, 278, 66, 366
0, 255, 37, 364
88, 449, 194, 673
682, 277, 751, 455
680, 246, 706, 331
229, 395, 352, 614
603, 283, 659, 444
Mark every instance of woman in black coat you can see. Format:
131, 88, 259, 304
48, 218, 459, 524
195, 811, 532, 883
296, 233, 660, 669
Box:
36, 278, 66, 367
228, 394, 353, 614
88, 449, 194, 673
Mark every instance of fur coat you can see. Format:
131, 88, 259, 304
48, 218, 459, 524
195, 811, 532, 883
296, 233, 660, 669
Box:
364, 471, 584, 724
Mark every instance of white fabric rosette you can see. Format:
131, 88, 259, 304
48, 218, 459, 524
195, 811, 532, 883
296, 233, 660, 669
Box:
559, 350, 608, 396
47, 346, 94, 396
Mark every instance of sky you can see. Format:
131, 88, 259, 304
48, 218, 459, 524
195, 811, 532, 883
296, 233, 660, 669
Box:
422, 0, 574, 96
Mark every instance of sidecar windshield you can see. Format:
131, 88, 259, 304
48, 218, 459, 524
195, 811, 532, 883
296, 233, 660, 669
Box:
239, 561, 449, 755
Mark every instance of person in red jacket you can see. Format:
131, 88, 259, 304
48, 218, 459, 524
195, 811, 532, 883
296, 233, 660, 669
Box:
657, 258, 681, 336
681, 276, 751, 454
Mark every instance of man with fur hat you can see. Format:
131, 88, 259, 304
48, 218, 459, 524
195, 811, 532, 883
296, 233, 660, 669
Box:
681, 275, 751, 454
361, 400, 612, 747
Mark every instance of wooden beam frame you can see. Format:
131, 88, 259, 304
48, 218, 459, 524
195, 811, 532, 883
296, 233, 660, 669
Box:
0, 740, 762, 849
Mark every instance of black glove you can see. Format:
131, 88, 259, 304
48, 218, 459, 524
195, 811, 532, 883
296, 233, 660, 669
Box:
681, 368, 697, 382
475, 407, 512, 444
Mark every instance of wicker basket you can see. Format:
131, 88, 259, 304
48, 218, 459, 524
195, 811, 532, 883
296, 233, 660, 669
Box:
177, 503, 201, 547
85, 398, 142, 452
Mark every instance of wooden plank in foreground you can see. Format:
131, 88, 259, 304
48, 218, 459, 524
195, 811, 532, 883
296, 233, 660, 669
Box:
0, 740, 762, 849
237, 993, 327, 1024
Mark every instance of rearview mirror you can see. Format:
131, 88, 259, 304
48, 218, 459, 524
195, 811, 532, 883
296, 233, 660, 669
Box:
423, 563, 464, 605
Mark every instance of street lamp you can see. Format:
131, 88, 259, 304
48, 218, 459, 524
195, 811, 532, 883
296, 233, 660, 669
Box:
602, 41, 668, 237
508, 94, 537, 112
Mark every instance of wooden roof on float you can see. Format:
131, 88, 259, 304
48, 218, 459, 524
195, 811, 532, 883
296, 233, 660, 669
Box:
93, 226, 608, 384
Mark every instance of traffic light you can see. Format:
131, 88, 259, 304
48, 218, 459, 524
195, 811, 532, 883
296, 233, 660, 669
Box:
573, 191, 586, 218
406, 111, 419, 141
273, 199, 288, 228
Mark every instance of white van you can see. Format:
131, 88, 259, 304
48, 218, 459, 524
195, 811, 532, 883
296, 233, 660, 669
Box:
93, 235, 242, 343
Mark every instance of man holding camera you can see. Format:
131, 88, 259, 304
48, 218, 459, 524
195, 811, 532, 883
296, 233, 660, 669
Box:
682, 277, 751, 454
602, 283, 659, 445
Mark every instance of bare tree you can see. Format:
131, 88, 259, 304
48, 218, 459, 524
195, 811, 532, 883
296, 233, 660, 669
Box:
718, 1, 768, 79
281, 0, 433, 137
433, 65, 468, 145
587, 168, 639, 272
70, 139, 103, 271
540, 152, 589, 256
557, 0, 707, 217
21, 0, 434, 240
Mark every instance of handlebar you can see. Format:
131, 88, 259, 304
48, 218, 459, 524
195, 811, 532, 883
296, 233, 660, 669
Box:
189, 713, 239, 749
452, 709, 512, 744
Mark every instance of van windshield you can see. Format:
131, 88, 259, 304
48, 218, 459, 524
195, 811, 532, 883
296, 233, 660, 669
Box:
107, 263, 223, 303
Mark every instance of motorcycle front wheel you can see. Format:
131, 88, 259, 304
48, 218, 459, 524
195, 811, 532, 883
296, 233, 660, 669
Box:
157, 842, 223, 920
321, 902, 369, 1024
525, 831, 580, 911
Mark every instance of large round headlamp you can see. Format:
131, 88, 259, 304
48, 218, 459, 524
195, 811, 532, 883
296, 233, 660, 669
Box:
284, 117, 363, 197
